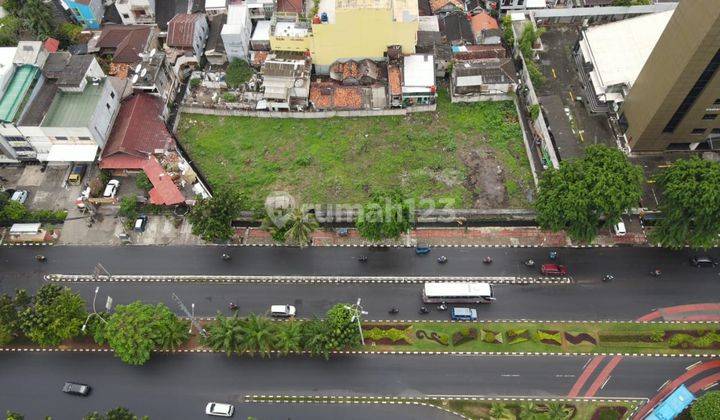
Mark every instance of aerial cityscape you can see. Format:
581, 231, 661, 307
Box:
0, 0, 719, 418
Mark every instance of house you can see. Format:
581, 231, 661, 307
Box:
309, 82, 387, 110
465, 0, 483, 14
277, 0, 304, 14
16, 54, 122, 162
328, 59, 381, 86
115, 0, 155, 25
99, 94, 185, 206
205, 0, 228, 15
429, 0, 463, 14
205, 14, 228, 65
167, 13, 209, 64
131, 51, 178, 112
221, 4, 252, 61
451, 44, 506, 60
402, 54, 435, 106
450, 58, 517, 101
470, 12, 501, 45
96, 25, 157, 65
246, 0, 275, 20
0, 42, 52, 162
251, 20, 272, 51
259, 56, 311, 110
439, 11, 473, 45
61, 0, 104, 29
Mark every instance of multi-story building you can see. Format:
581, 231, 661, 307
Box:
115, 0, 156, 25
221, 3, 252, 61
166, 13, 209, 64
619, 0, 720, 152
61, 0, 104, 29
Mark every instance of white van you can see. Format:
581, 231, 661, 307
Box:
613, 221, 627, 236
270, 304, 296, 317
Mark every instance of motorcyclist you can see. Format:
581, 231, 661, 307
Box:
221, 253, 231, 261
358, 255, 368, 262
437, 256, 448, 263
35, 255, 46, 262
388, 307, 399, 314
483, 256, 493, 264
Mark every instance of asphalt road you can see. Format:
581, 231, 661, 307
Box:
0, 353, 697, 419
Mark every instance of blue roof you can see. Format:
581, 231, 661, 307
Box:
646, 385, 695, 420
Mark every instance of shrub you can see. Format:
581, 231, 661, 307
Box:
135, 173, 152, 191
650, 330, 665, 343
452, 327, 477, 346
118, 197, 138, 219
507, 328, 530, 345
226, 59, 253, 88
481, 329, 502, 344
437, 333, 449, 346
691, 391, 720, 420
190, 78, 201, 89
222, 92, 237, 102
668, 333, 694, 349
529, 104, 540, 121
536, 330, 562, 346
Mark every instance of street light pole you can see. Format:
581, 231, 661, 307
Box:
81, 286, 108, 333
189, 303, 195, 334
344, 298, 368, 346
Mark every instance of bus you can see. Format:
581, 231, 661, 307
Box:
422, 282, 495, 304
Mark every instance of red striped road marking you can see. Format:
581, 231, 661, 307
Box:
567, 356, 605, 397
688, 372, 720, 393
584, 356, 623, 397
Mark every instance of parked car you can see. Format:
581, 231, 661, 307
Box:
67, 164, 87, 185
270, 304, 296, 317
450, 307, 477, 321
134, 214, 148, 232
10, 189, 28, 204
613, 221, 627, 236
62, 381, 91, 396
415, 245, 431, 255
690, 256, 716, 268
205, 402, 234, 417
540, 263, 568, 276
103, 179, 120, 198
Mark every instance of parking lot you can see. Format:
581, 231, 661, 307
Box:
0, 164, 81, 212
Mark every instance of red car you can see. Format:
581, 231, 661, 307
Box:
540, 263, 568, 276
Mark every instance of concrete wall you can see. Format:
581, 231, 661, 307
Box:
180, 104, 436, 118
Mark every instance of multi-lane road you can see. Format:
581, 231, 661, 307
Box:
1, 245, 719, 418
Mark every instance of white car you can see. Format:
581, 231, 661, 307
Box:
10, 190, 28, 204
270, 304, 296, 317
205, 402, 234, 417
103, 179, 120, 198
613, 221, 627, 236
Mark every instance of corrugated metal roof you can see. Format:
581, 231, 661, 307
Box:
0, 65, 39, 123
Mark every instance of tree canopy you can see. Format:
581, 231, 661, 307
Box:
19, 284, 86, 347
225, 59, 254, 88
102, 302, 189, 365
691, 391, 720, 420
535, 145, 643, 243
356, 190, 413, 241
188, 187, 243, 242
0, 289, 30, 345
650, 157, 720, 249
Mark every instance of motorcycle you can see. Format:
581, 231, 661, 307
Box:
651, 269, 662, 277
221, 253, 231, 261
358, 255, 368, 263
549, 251, 558, 260
35, 255, 47, 262
228, 302, 238, 311
388, 307, 399, 315
437, 256, 448, 264
419, 306, 430, 315
436, 303, 447, 311
483, 256, 493, 264
602, 274, 615, 282
524, 259, 535, 267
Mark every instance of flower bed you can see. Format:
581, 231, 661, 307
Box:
537, 330, 562, 346
565, 332, 598, 346
452, 328, 478, 346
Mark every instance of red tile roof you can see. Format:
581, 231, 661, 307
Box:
470, 12, 499, 34
277, 0, 303, 14
309, 82, 364, 110
168, 13, 204, 48
388, 65, 403, 96
430, 0, 463, 13
100, 155, 185, 205
44, 38, 59, 53
97, 25, 153, 63
102, 94, 174, 160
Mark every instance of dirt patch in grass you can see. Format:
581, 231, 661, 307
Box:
591, 406, 628, 420
461, 148, 508, 208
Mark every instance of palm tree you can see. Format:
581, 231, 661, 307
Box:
489, 402, 509, 420
275, 320, 302, 356
202, 314, 244, 356
518, 402, 542, 420
239, 314, 276, 357
283, 208, 318, 248
544, 402, 571, 420
156, 318, 190, 351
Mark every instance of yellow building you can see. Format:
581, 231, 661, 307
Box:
269, 0, 419, 73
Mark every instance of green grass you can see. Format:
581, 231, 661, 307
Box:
440, 399, 638, 420
364, 321, 720, 355
177, 91, 533, 211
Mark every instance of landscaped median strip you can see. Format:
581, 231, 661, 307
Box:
243, 394, 643, 420
45, 274, 571, 285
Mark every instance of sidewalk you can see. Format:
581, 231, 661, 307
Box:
238, 226, 648, 247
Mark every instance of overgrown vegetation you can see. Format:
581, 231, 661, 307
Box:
0, 0, 80, 47
518, 22, 546, 87
691, 391, 720, 420
0, 192, 67, 225
612, 0, 651, 5
225, 59, 253, 88
356, 189, 413, 241
178, 91, 532, 210
188, 187, 243, 242
135, 173, 153, 191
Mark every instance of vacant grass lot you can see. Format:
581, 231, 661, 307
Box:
178, 92, 533, 211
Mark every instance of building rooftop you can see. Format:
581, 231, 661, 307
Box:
0, 47, 18, 91
42, 79, 106, 127
430, 0, 462, 14
206, 13, 227, 54
103, 93, 173, 159
403, 54, 434, 88
454, 58, 517, 84
0, 65, 40, 123
470, 12, 498, 34
274, 20, 309, 37
222, 4, 250, 36
277, 0, 304, 14
252, 20, 272, 42
205, 0, 227, 9
439, 12, 474, 45
418, 15, 439, 32
332, 0, 418, 22
168, 13, 206, 48
96, 25, 153, 64
133, 52, 169, 89
13, 41, 44, 66
578, 10, 673, 97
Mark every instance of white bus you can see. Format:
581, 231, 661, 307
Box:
422, 282, 495, 304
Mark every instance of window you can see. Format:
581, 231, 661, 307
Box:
712, 128, 720, 134
122, 13, 130, 19
55, 136, 68, 141
106, 103, 111, 110
13, 146, 33, 152
663, 48, 720, 133
79, 136, 91, 140
715, 98, 720, 105
110, 91, 115, 99
703, 114, 717, 120
691, 128, 706, 134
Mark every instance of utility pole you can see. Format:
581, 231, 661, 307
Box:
344, 298, 368, 346
172, 293, 207, 338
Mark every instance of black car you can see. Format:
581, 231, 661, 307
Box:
690, 256, 716, 267
62, 382, 91, 396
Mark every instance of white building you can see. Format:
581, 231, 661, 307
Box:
205, 0, 228, 15
575, 10, 672, 111
167, 13, 209, 63
402, 54, 436, 106
251, 20, 271, 51
221, 4, 252, 61
115, 0, 155, 25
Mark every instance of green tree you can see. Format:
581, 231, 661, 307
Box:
103, 302, 188, 365
691, 391, 720, 420
0, 289, 31, 345
275, 320, 302, 355
518, 402, 543, 420
544, 402, 571, 420
301, 318, 333, 359
239, 313, 276, 357
535, 145, 643, 243
283, 208, 318, 248
356, 190, 412, 241
17, 0, 56, 40
105, 407, 138, 420
325, 303, 361, 350
501, 14, 514, 46
56, 23, 82, 48
119, 196, 138, 219
188, 187, 243, 242
489, 402, 509, 420
650, 158, 720, 249
0, 16, 21, 47
19, 284, 86, 347
6, 411, 23, 420
202, 314, 245, 356
135, 173, 153, 191
225, 59, 253, 88
0, 200, 28, 222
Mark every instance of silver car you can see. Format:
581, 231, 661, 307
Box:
205, 402, 234, 417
